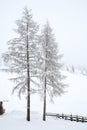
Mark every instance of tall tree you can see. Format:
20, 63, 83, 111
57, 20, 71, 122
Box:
2, 7, 39, 121
39, 22, 65, 121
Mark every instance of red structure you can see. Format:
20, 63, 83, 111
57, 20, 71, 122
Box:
0, 101, 5, 115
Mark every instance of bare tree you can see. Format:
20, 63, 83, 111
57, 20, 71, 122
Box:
38, 22, 65, 121
2, 7, 39, 121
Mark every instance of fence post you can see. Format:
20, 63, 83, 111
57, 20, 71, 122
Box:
57, 114, 60, 118
70, 114, 73, 121
65, 115, 67, 120
76, 115, 78, 122
62, 113, 64, 119
82, 117, 84, 123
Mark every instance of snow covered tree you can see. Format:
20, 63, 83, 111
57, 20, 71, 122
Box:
2, 7, 39, 121
38, 22, 65, 121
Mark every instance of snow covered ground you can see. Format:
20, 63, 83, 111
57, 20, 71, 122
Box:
0, 71, 87, 130
0, 111, 87, 130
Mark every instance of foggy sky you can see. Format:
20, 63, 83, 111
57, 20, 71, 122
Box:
0, 0, 87, 67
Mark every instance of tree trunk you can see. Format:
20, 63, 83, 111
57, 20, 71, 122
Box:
43, 30, 48, 121
43, 77, 46, 121
27, 72, 30, 121
26, 23, 30, 121
27, 91, 30, 121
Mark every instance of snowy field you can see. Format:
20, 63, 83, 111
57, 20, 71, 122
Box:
0, 71, 87, 130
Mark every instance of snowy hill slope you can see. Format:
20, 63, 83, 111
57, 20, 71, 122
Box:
47, 71, 87, 116
0, 71, 87, 130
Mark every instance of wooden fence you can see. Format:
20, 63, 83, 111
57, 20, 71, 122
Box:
46, 113, 87, 123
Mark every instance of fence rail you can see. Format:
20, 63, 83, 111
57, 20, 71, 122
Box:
46, 113, 87, 123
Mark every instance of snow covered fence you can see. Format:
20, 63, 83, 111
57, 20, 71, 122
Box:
46, 113, 87, 123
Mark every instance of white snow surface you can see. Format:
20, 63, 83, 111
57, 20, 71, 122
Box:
0, 71, 87, 130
